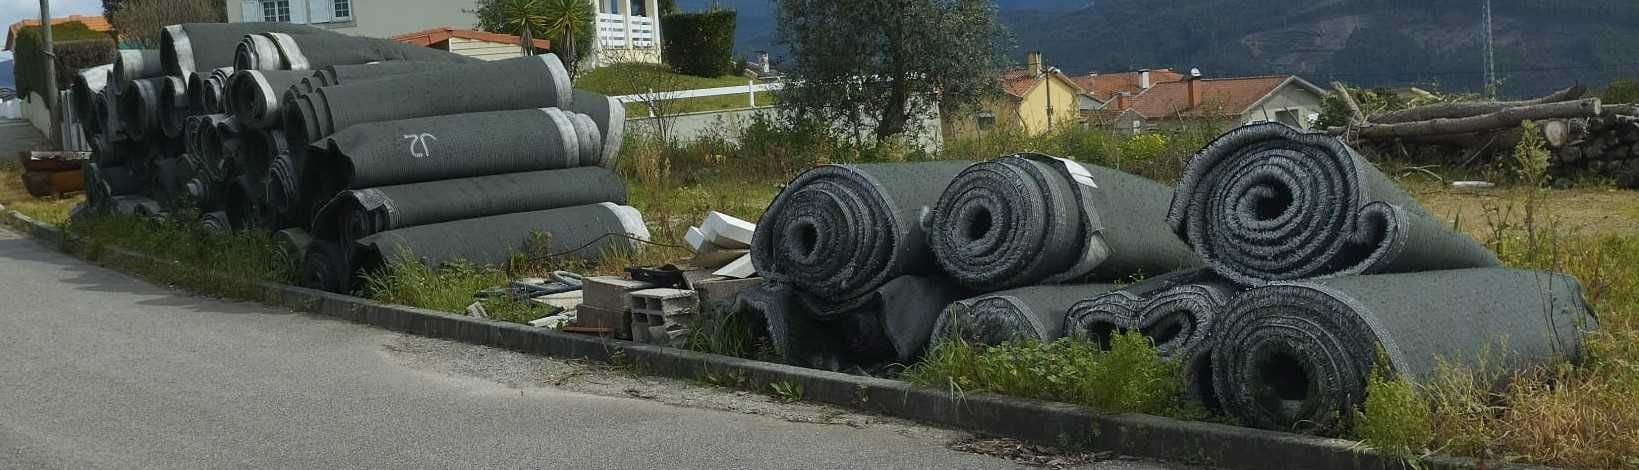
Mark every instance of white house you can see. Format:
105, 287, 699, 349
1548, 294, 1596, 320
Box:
587, 0, 662, 66
226, 0, 476, 39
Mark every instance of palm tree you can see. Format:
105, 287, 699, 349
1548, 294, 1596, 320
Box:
497, 0, 547, 56
540, 0, 595, 74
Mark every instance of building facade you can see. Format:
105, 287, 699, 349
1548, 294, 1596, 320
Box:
226, 0, 476, 38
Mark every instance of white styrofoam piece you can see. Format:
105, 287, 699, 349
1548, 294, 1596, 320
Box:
712, 254, 755, 279
701, 212, 755, 249
684, 226, 706, 252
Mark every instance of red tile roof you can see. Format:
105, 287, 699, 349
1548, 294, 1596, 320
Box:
392, 26, 549, 50
1072, 69, 1185, 102
999, 68, 1083, 99
5, 15, 114, 51
1126, 75, 1309, 119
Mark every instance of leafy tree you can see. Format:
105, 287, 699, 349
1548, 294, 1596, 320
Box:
471, 0, 594, 73
103, 0, 225, 48
774, 0, 1010, 140
1604, 79, 1639, 104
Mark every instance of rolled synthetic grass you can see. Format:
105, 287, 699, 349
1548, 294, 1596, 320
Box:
161, 23, 339, 76
835, 275, 972, 365
158, 76, 190, 139
1064, 269, 1237, 377
300, 108, 596, 218
284, 55, 572, 148
1169, 123, 1501, 286
930, 153, 1201, 291
309, 167, 629, 243
932, 283, 1120, 347
349, 203, 650, 283
225, 70, 311, 128
71, 65, 112, 136
1209, 268, 1596, 435
234, 32, 475, 71
119, 77, 167, 142
112, 49, 162, 88
302, 238, 358, 294
729, 281, 844, 369
750, 161, 975, 316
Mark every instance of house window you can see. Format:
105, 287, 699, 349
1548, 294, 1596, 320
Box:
333, 0, 352, 19
1275, 109, 1302, 129
263, 0, 291, 22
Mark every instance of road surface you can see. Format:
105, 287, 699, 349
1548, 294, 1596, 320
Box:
0, 227, 1190, 469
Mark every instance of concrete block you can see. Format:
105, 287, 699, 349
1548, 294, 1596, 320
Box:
582, 276, 656, 311
630, 311, 652, 342
647, 324, 689, 347
713, 254, 755, 279
700, 212, 755, 249
692, 277, 764, 311
630, 288, 698, 316
575, 304, 632, 340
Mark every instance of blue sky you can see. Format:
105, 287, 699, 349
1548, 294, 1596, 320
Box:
1, 0, 105, 61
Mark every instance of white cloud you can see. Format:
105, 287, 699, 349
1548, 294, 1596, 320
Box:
1, 0, 107, 61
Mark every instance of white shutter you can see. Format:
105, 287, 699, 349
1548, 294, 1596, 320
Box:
289, 0, 310, 23
241, 0, 261, 22
307, 0, 333, 23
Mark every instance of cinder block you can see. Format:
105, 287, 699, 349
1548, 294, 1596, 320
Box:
583, 276, 656, 311
648, 324, 689, 347
630, 311, 652, 342
529, 290, 583, 310
575, 304, 632, 340
630, 288, 698, 316
692, 277, 764, 311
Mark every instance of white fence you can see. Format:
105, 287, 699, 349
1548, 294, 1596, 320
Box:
613, 81, 786, 115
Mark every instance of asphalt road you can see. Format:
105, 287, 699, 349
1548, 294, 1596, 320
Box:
0, 227, 1190, 469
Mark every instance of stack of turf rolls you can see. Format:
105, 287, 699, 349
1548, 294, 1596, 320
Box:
743, 122, 1598, 438
67, 22, 648, 295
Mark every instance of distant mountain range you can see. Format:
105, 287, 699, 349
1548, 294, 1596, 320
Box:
676, 0, 1639, 97
0, 60, 14, 90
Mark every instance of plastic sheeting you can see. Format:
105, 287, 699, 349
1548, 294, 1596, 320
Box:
751, 161, 975, 316
1210, 268, 1595, 435
1169, 123, 1501, 286
929, 153, 1200, 291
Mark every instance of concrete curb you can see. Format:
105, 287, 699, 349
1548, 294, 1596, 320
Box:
1, 209, 1550, 470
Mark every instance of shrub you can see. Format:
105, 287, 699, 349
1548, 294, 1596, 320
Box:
904, 332, 1198, 417
661, 9, 736, 77
1603, 79, 1639, 104
1355, 353, 1433, 460
12, 22, 114, 102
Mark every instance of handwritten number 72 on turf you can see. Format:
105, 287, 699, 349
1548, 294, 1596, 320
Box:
403, 133, 438, 158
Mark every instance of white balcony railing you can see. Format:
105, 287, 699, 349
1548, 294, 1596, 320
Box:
597, 13, 657, 49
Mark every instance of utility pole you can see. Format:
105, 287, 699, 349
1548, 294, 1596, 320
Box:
40, 0, 60, 144
1482, 0, 1496, 99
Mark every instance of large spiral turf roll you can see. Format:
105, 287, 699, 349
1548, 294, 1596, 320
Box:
750, 161, 974, 316
930, 153, 1200, 291
349, 203, 650, 280
932, 284, 1118, 347
1169, 123, 1501, 286
1209, 268, 1595, 435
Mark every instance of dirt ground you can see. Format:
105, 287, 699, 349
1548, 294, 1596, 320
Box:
1411, 184, 1639, 238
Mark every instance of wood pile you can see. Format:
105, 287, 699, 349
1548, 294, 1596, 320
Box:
1328, 84, 1639, 188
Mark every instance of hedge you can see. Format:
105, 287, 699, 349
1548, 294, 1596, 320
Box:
13, 22, 115, 107
661, 10, 736, 78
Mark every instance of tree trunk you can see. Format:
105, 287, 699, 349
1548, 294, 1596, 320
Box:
520, 25, 534, 56
1351, 99, 1602, 139
1370, 85, 1587, 124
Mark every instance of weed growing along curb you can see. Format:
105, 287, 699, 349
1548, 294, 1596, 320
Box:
904, 332, 1209, 420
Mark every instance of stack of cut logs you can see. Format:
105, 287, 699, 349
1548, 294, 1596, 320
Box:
1328, 84, 1639, 188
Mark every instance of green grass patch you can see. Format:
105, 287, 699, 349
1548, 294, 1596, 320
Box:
576, 62, 750, 96
904, 332, 1204, 418
63, 210, 300, 300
